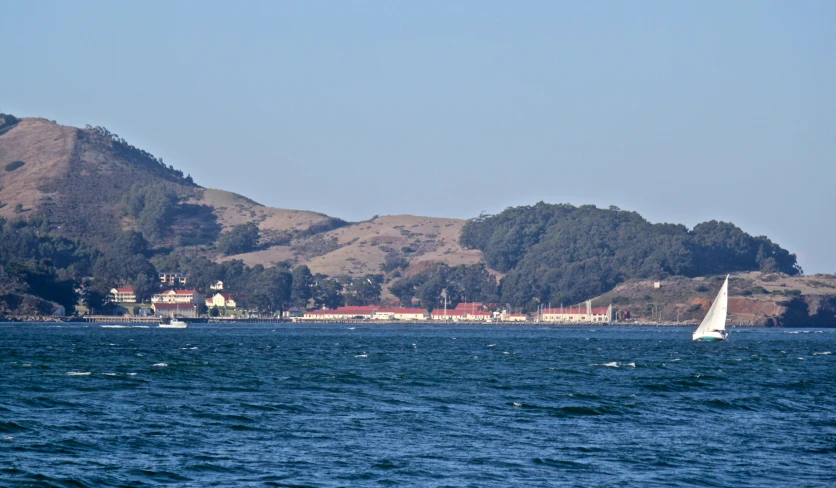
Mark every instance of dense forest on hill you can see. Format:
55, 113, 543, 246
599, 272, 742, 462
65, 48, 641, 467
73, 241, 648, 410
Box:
460, 202, 801, 309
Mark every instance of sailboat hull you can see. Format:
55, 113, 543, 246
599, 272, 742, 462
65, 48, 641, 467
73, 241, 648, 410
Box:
693, 331, 726, 341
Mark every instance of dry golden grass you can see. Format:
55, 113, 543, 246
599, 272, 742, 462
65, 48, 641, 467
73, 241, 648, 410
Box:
189, 188, 333, 233
224, 214, 484, 277
0, 119, 76, 219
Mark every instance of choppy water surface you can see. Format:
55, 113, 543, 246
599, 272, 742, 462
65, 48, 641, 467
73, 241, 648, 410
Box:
1, 324, 835, 487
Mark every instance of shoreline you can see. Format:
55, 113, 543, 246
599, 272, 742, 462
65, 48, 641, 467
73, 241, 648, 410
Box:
0, 317, 782, 328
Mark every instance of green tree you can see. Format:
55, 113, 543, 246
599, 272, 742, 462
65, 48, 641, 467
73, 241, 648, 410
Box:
132, 272, 157, 303
248, 266, 292, 314
196, 302, 208, 316
313, 276, 344, 309
217, 223, 260, 256
290, 265, 314, 307
345, 274, 383, 306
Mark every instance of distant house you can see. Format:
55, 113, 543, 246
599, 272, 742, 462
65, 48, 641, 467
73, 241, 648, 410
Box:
541, 301, 612, 323
152, 289, 204, 305
284, 307, 305, 318
210, 280, 224, 291
205, 293, 241, 309
159, 272, 189, 288
109, 287, 137, 303
372, 308, 428, 320
153, 302, 197, 318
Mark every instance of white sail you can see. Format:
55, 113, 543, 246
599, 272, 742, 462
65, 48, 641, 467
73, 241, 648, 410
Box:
693, 276, 728, 340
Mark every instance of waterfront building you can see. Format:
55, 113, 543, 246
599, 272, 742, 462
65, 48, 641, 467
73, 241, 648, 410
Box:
109, 287, 137, 303
153, 302, 197, 318
541, 301, 612, 323
372, 308, 429, 320
152, 289, 204, 305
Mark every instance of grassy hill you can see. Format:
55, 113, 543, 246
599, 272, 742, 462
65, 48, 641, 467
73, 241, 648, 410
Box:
0, 117, 488, 298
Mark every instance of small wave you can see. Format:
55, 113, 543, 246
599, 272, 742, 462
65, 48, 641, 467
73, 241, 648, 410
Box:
591, 362, 629, 368
101, 325, 127, 328
813, 352, 831, 356
66, 372, 91, 376
0, 421, 26, 434
128, 373, 137, 376
347, 327, 356, 330
355, 354, 368, 358
513, 402, 522, 407
152, 363, 168, 367
102, 373, 117, 376
2, 436, 12, 441
487, 344, 496, 347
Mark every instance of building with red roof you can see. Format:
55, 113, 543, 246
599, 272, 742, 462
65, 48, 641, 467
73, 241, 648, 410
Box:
206, 293, 243, 309
109, 287, 136, 304
151, 289, 205, 305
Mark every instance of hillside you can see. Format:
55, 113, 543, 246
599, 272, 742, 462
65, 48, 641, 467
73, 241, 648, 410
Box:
0, 117, 364, 251
0, 115, 489, 309
591, 272, 836, 327
1, 112, 831, 324
461, 202, 802, 308
224, 214, 483, 275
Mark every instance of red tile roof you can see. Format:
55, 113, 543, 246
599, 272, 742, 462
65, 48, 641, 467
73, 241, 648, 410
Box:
431, 309, 467, 316
114, 287, 135, 293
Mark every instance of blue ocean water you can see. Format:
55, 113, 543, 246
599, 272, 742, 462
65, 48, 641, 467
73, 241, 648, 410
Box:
1, 324, 835, 487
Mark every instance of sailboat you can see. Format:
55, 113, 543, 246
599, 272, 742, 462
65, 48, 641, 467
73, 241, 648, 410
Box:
692, 275, 729, 341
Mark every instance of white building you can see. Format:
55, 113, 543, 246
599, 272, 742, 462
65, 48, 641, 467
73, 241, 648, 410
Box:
152, 289, 204, 305
109, 287, 137, 303
541, 301, 612, 323
372, 308, 428, 320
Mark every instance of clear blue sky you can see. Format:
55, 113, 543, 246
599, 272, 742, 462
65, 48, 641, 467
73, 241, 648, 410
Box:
2, 1, 834, 273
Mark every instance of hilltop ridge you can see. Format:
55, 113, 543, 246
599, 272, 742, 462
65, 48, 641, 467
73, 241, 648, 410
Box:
0, 116, 485, 281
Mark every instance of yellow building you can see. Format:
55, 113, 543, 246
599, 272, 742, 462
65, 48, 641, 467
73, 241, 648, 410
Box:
205, 293, 240, 308
152, 289, 204, 305
109, 287, 137, 303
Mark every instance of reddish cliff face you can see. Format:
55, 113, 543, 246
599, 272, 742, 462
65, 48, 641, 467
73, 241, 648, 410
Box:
596, 274, 836, 327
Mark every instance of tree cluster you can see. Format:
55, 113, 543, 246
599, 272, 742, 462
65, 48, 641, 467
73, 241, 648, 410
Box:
123, 183, 178, 241
216, 223, 260, 256
460, 202, 802, 310
389, 263, 498, 309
